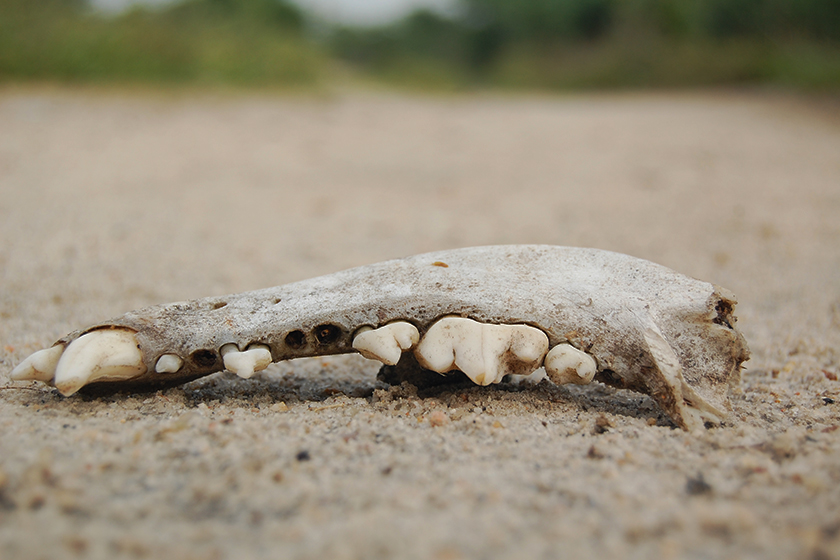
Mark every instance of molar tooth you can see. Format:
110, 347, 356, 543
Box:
155, 354, 184, 374
10, 345, 65, 382
352, 321, 420, 365
221, 343, 272, 379
413, 317, 548, 386
544, 343, 597, 385
53, 329, 146, 396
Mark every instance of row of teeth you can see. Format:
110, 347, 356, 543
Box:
10, 317, 597, 396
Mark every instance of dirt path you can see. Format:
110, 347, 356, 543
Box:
1, 88, 838, 559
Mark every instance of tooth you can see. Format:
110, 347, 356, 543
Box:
544, 343, 597, 385
53, 329, 146, 396
155, 354, 184, 374
10, 345, 65, 382
221, 343, 272, 379
413, 317, 548, 386
352, 321, 420, 365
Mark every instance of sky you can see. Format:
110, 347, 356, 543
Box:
89, 0, 456, 25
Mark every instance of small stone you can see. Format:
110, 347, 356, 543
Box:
686, 474, 713, 495
428, 410, 450, 427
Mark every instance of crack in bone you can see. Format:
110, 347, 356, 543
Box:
53, 329, 146, 396
220, 343, 272, 379
352, 321, 420, 365
544, 343, 597, 386
10, 345, 65, 383
155, 353, 184, 374
413, 317, 549, 386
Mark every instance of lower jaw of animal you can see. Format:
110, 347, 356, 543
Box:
11, 245, 749, 431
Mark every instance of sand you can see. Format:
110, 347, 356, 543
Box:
0, 87, 839, 560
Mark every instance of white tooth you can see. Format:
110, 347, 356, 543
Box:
10, 345, 65, 382
221, 343, 272, 379
155, 354, 184, 374
352, 321, 420, 365
54, 329, 146, 396
544, 343, 597, 385
413, 317, 548, 386
506, 368, 547, 386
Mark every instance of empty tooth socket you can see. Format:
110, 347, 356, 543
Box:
284, 330, 306, 349
190, 349, 218, 368
315, 324, 342, 345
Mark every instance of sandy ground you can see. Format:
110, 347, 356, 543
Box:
0, 87, 839, 560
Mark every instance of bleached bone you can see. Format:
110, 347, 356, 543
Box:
53, 329, 146, 397
10, 345, 65, 382
544, 343, 597, 386
414, 317, 549, 385
10, 245, 750, 430
220, 344, 272, 379
352, 321, 419, 366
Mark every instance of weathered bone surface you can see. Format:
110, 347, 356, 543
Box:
10, 245, 749, 430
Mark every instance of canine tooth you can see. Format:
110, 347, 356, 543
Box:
414, 317, 548, 386
155, 354, 184, 374
53, 329, 146, 396
10, 345, 65, 382
352, 321, 419, 365
221, 343, 272, 379
544, 343, 597, 385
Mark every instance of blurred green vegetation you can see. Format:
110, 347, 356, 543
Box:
333, 0, 840, 89
0, 0, 323, 85
0, 0, 839, 89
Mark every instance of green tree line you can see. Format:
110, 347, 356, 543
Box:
1, 0, 839, 88
333, 0, 840, 88
0, 0, 321, 84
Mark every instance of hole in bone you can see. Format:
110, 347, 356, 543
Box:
314, 324, 342, 345
352, 321, 420, 365
544, 343, 597, 385
53, 329, 146, 396
211, 301, 227, 310
713, 299, 734, 329
155, 353, 184, 374
285, 330, 306, 349
413, 317, 548, 386
191, 349, 218, 368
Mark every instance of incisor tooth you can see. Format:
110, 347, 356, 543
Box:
10, 345, 65, 382
221, 343, 272, 379
544, 343, 597, 385
155, 353, 184, 374
413, 317, 548, 386
53, 329, 146, 396
352, 321, 420, 365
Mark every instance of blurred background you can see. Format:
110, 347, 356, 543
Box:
1, 0, 838, 90
2, 3, 840, 558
